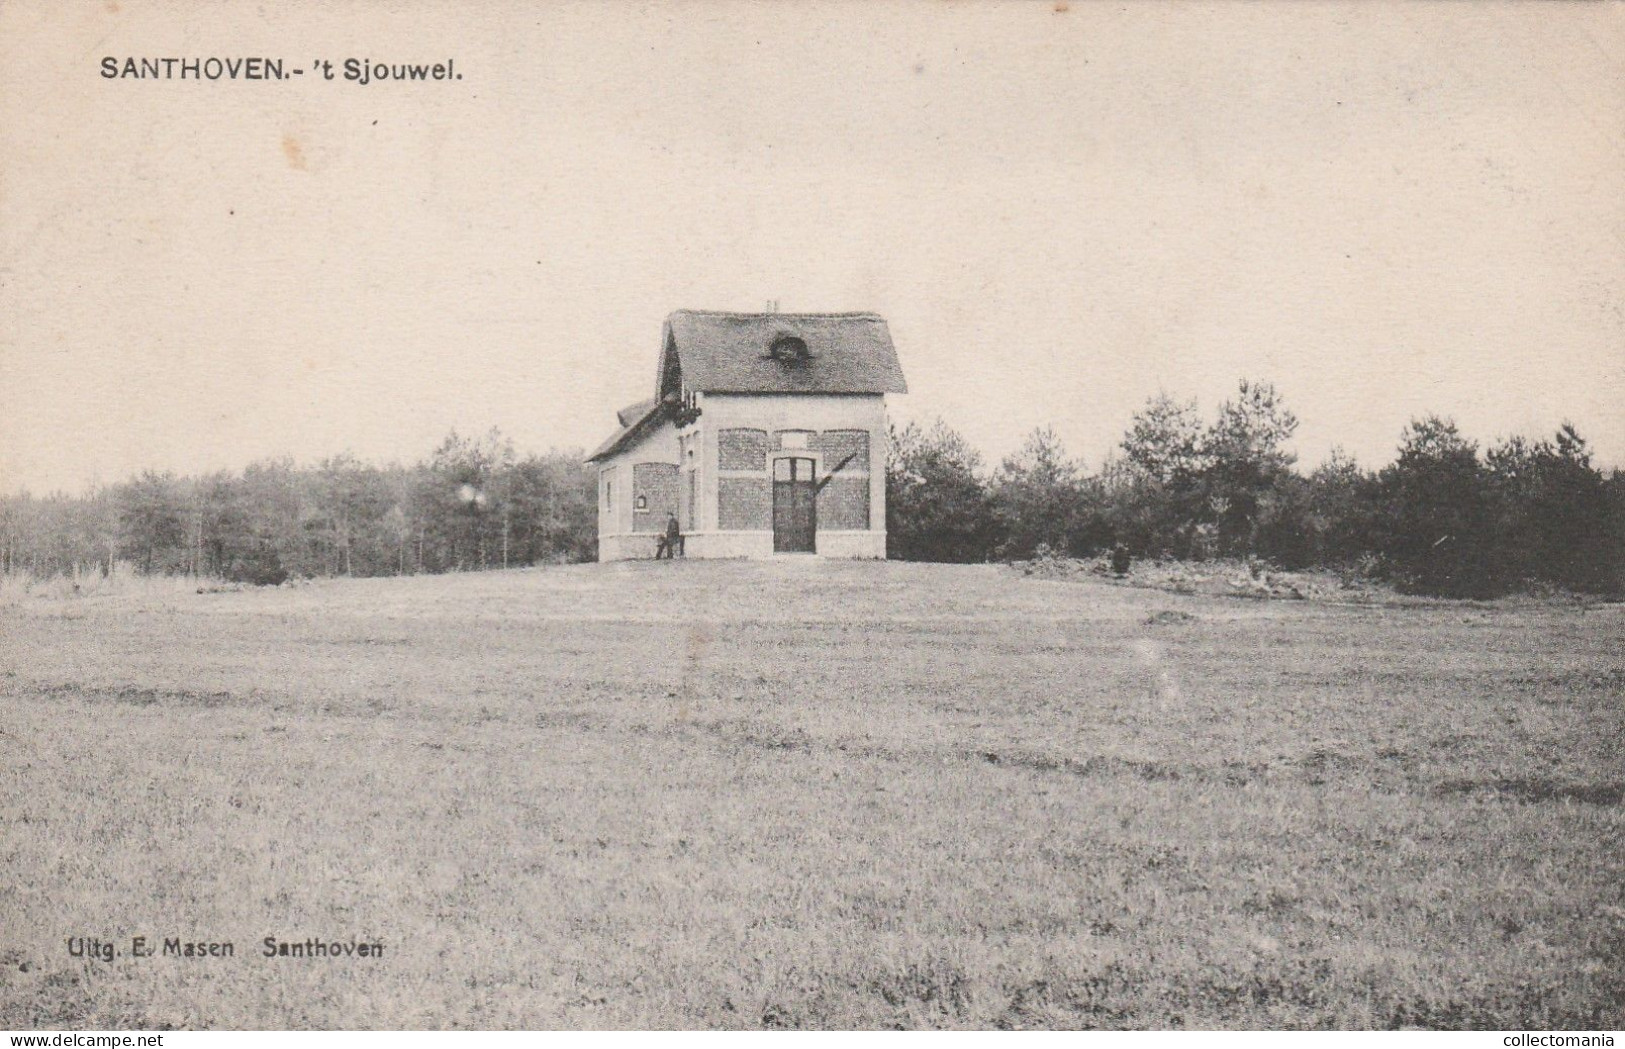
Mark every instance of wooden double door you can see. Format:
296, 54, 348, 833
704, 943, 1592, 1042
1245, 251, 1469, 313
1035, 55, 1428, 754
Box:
772, 456, 817, 553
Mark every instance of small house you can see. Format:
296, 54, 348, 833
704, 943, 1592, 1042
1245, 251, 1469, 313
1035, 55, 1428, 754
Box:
587, 310, 907, 560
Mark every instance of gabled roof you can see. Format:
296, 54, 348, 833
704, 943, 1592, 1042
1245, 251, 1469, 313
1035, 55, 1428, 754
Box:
589, 310, 906, 465
616, 397, 657, 429
657, 310, 907, 397
586, 398, 666, 463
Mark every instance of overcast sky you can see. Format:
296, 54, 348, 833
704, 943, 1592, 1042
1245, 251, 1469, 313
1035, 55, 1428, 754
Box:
2, 1, 1620, 493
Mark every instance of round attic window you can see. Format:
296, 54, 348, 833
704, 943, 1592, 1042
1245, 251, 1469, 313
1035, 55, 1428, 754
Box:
769, 334, 810, 365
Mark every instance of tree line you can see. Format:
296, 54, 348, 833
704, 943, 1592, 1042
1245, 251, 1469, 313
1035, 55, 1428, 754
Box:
0, 430, 597, 585
887, 381, 1625, 598
6, 385, 1621, 598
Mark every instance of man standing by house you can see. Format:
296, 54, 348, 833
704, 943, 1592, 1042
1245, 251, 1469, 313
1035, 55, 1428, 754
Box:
657, 512, 683, 559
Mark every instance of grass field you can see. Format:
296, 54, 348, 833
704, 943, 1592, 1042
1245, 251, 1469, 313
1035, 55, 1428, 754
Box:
1, 559, 1621, 1029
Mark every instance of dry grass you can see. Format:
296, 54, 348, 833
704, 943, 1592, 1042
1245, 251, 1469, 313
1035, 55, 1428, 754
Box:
1, 560, 1621, 1029
0, 564, 210, 606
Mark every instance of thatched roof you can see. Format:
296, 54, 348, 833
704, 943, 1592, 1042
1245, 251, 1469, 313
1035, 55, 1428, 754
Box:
588, 310, 905, 464
657, 310, 907, 397
586, 398, 666, 463
616, 397, 658, 429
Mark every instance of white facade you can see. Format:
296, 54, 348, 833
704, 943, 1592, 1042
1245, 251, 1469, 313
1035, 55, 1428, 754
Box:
589, 310, 904, 561
594, 417, 680, 562
595, 393, 888, 561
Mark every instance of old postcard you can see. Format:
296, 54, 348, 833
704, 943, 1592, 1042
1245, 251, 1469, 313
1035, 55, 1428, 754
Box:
2, 0, 1622, 1034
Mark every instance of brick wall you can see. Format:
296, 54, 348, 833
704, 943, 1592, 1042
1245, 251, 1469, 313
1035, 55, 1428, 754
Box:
718, 428, 769, 471
719, 476, 770, 530
712, 430, 875, 532
632, 462, 679, 532
810, 429, 869, 467
819, 474, 870, 530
